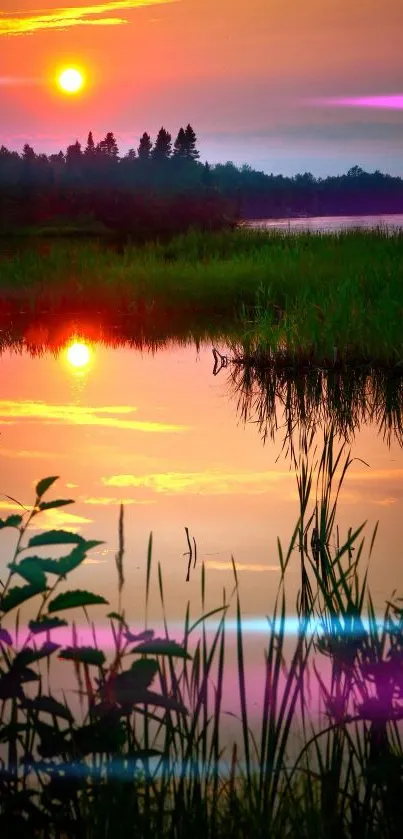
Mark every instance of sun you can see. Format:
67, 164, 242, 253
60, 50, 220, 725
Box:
66, 342, 91, 368
58, 68, 84, 94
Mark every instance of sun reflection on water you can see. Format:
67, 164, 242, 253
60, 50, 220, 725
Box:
66, 341, 91, 369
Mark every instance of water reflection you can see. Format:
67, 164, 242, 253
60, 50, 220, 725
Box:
215, 346, 403, 449
66, 340, 91, 370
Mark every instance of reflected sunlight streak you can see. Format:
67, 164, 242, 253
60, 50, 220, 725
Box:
102, 469, 296, 494
0, 401, 187, 433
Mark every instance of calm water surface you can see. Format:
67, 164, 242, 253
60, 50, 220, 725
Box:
246, 212, 403, 233
1, 338, 402, 741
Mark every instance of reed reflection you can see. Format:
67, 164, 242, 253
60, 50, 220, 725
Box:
214, 345, 403, 450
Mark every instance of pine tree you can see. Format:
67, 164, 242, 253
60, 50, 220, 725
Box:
66, 140, 82, 165
49, 150, 65, 165
125, 148, 137, 160
173, 127, 187, 158
184, 124, 199, 160
151, 127, 172, 161
22, 144, 36, 162
84, 131, 95, 156
137, 132, 153, 160
97, 132, 119, 159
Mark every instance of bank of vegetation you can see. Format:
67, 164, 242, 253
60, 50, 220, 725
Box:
1, 227, 403, 367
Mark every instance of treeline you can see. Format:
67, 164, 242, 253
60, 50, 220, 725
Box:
1, 124, 403, 237
0, 125, 241, 237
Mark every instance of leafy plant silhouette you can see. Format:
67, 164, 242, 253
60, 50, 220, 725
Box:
0, 478, 190, 835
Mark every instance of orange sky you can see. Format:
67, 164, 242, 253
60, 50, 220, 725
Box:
1, 0, 403, 175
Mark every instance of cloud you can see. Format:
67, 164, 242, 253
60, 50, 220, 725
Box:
204, 561, 281, 572
0, 1, 175, 37
203, 117, 403, 148
102, 469, 295, 495
83, 496, 156, 505
28, 509, 92, 530
0, 501, 26, 511
368, 496, 398, 506
307, 95, 403, 111
0, 400, 187, 434
347, 468, 403, 483
84, 557, 107, 564
0, 447, 69, 459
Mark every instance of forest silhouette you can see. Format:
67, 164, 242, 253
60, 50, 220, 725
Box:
1, 124, 403, 237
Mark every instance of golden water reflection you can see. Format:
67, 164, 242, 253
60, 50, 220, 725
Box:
66, 340, 91, 369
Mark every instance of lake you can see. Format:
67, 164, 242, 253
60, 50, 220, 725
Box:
2, 214, 403, 759
1, 329, 403, 748
246, 212, 403, 233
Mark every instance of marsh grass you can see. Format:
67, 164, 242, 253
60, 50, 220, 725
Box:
1, 429, 403, 837
1, 227, 403, 364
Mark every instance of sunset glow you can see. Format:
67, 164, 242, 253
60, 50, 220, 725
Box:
58, 68, 84, 94
1, 0, 402, 176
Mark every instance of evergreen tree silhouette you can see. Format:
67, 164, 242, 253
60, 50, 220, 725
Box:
173, 127, 187, 158
137, 132, 153, 160
22, 144, 36, 162
184, 124, 199, 160
66, 140, 82, 165
151, 127, 172, 160
84, 131, 95, 156
97, 132, 119, 158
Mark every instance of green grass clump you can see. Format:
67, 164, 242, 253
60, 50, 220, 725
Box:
2, 429, 403, 837
1, 226, 403, 365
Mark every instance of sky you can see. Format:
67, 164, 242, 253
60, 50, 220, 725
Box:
1, 1, 403, 177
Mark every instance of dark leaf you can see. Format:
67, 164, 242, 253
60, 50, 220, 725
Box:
38, 542, 103, 577
140, 689, 188, 713
131, 638, 191, 659
0, 514, 23, 529
36, 721, 70, 758
0, 723, 28, 743
0, 666, 39, 698
8, 557, 47, 588
124, 628, 154, 643
14, 643, 60, 668
48, 590, 108, 613
38, 499, 74, 512
27, 530, 85, 548
107, 611, 127, 625
22, 695, 73, 723
35, 477, 59, 499
130, 658, 158, 688
73, 719, 126, 755
29, 617, 68, 635
0, 628, 13, 645
18, 666, 41, 683
1, 582, 47, 614
59, 647, 105, 667
102, 667, 186, 713
0, 671, 24, 699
